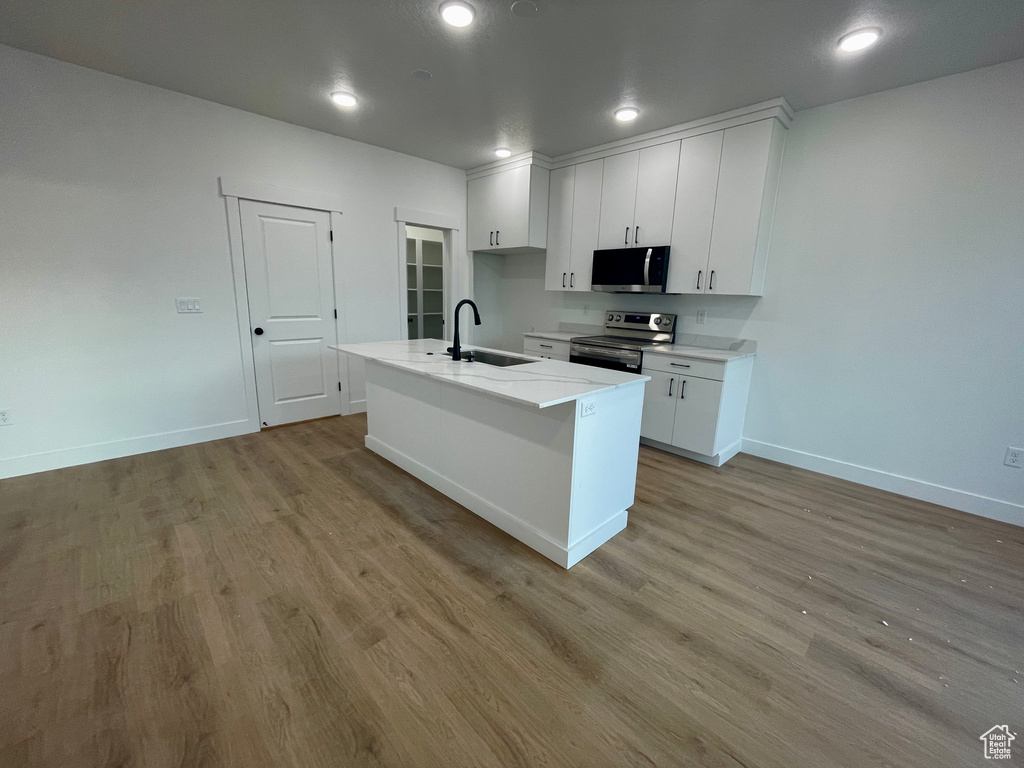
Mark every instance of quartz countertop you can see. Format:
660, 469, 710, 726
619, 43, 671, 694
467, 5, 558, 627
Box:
332, 339, 649, 409
523, 331, 579, 342
643, 344, 756, 362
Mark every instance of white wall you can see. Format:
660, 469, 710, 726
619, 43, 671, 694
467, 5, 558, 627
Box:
477, 58, 1024, 526
0, 44, 466, 478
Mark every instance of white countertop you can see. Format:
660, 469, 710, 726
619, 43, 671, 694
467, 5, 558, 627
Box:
332, 339, 649, 409
523, 330, 579, 342
642, 344, 756, 362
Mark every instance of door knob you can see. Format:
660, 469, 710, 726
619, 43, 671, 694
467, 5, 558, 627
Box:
254, 327, 264, 335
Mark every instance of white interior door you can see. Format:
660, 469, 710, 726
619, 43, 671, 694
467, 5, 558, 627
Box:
240, 200, 338, 427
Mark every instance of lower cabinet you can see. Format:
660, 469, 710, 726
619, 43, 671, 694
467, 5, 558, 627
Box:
523, 336, 571, 362
640, 352, 754, 465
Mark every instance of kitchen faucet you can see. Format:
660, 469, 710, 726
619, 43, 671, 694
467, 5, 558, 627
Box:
450, 299, 482, 361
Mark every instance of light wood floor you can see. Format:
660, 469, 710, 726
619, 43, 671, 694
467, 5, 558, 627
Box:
1, 414, 1021, 767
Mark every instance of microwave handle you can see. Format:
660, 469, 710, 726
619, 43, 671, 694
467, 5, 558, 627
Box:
643, 248, 652, 286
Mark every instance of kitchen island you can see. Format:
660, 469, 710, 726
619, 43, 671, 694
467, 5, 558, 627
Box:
332, 339, 649, 568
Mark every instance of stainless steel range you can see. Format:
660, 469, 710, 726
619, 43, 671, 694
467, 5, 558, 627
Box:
570, 311, 677, 372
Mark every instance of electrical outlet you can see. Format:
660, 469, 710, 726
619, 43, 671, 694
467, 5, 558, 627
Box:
696, 310, 708, 325
0, 409, 12, 426
581, 399, 597, 418
583, 303, 589, 316
175, 298, 203, 314
1005, 447, 1023, 468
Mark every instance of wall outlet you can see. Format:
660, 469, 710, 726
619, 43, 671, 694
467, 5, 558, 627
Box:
1005, 447, 1023, 468
581, 399, 597, 418
0, 409, 12, 426
583, 303, 589, 316
175, 297, 203, 314
696, 310, 708, 325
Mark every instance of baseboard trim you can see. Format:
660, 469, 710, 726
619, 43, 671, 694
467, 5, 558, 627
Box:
741, 439, 1024, 528
349, 399, 367, 414
0, 419, 259, 480
640, 437, 742, 467
366, 435, 623, 568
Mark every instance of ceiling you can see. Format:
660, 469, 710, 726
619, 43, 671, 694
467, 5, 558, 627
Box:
1, 0, 1022, 169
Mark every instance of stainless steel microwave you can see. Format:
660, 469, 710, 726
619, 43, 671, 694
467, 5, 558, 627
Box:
590, 246, 670, 293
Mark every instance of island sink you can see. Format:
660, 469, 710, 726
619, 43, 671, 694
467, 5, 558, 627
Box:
461, 350, 534, 367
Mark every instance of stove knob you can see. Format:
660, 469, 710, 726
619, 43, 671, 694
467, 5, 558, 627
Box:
654, 317, 662, 325
615, 314, 622, 322
607, 313, 614, 322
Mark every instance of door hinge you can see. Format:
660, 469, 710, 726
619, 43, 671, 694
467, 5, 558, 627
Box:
334, 309, 337, 319
338, 382, 342, 391
329, 230, 334, 241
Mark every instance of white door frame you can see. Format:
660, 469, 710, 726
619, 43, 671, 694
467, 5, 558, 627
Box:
221, 176, 350, 423
393, 207, 468, 343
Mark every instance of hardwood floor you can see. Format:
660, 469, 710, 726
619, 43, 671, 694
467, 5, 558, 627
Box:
1, 414, 1021, 767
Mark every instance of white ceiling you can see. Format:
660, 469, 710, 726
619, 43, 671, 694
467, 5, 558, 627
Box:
2, 0, 1022, 169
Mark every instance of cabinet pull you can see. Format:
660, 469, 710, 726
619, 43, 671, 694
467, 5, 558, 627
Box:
668, 378, 674, 397
624, 226, 630, 246
670, 362, 690, 368
634, 226, 640, 244
680, 379, 686, 399
489, 231, 494, 247
570, 272, 575, 288
495, 230, 500, 246
696, 270, 702, 290
540, 344, 553, 349
562, 272, 567, 288
709, 270, 715, 291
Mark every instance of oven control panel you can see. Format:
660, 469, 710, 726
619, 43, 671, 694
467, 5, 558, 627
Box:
604, 312, 676, 331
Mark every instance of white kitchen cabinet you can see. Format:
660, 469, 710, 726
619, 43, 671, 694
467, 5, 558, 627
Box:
544, 159, 603, 291
640, 369, 677, 444
597, 142, 680, 250
639, 352, 754, 465
668, 119, 785, 296
467, 162, 550, 254
523, 336, 571, 361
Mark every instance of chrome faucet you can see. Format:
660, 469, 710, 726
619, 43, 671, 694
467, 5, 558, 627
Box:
450, 299, 482, 361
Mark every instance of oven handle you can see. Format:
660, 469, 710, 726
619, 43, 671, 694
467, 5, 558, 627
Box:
571, 344, 638, 361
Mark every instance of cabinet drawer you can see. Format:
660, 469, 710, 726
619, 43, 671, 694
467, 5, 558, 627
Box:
643, 353, 725, 381
524, 338, 570, 358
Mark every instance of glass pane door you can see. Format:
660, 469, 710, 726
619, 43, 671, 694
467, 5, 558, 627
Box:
405, 226, 446, 341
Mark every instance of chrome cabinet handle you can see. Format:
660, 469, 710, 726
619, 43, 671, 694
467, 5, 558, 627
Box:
709, 270, 715, 291
635, 225, 640, 244
624, 226, 630, 245
562, 272, 566, 288
680, 379, 686, 399
540, 344, 553, 349
570, 272, 575, 288
696, 270, 702, 290
668, 378, 674, 397
670, 362, 690, 368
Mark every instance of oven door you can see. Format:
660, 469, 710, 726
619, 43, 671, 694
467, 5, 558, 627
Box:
569, 343, 642, 372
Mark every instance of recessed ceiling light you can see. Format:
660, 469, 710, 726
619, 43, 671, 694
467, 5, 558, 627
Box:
838, 28, 881, 53
511, 0, 539, 18
412, 69, 433, 80
330, 91, 358, 107
440, 0, 475, 27
495, 148, 512, 158
614, 107, 639, 122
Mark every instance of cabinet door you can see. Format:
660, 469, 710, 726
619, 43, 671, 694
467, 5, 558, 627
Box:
467, 173, 498, 252
491, 165, 532, 249
706, 120, 774, 294
640, 370, 677, 444
568, 159, 603, 291
672, 376, 723, 456
597, 151, 639, 249
633, 141, 680, 247
545, 166, 576, 291
666, 131, 723, 294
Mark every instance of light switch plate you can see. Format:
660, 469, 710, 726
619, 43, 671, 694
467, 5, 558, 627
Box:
176, 298, 202, 314
581, 399, 597, 418
696, 310, 708, 325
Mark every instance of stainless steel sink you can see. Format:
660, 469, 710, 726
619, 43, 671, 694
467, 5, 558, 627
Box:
462, 350, 535, 367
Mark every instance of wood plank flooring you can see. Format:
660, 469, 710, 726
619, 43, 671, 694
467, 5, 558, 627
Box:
1, 414, 1021, 767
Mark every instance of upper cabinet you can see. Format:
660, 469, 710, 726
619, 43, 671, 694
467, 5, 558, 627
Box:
667, 119, 786, 295
597, 142, 680, 249
467, 160, 550, 254
544, 159, 603, 291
